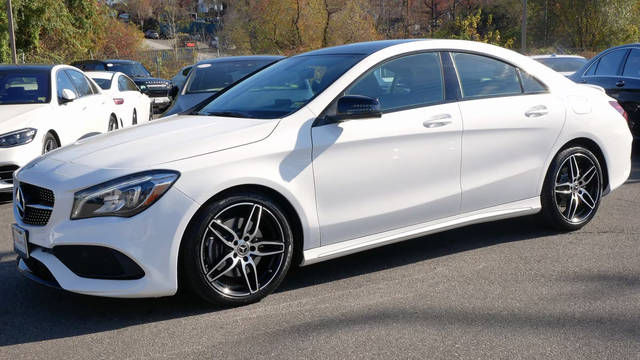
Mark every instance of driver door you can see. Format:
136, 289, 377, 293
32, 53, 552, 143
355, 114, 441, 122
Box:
311, 52, 462, 245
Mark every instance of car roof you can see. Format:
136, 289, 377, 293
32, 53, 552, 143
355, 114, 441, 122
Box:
0, 64, 54, 71
298, 39, 423, 56
103, 59, 140, 64
196, 55, 284, 65
530, 54, 586, 59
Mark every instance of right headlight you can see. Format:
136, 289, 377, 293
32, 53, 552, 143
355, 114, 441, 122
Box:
0, 128, 37, 148
71, 170, 180, 220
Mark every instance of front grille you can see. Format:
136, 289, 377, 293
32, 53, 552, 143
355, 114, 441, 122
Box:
18, 182, 55, 226
0, 165, 18, 183
146, 88, 169, 97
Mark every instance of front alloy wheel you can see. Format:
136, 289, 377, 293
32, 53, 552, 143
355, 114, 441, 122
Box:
182, 193, 293, 305
542, 146, 602, 230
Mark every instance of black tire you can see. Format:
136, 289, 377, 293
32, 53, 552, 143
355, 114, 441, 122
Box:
181, 192, 294, 306
42, 132, 59, 154
541, 146, 603, 231
132, 109, 138, 125
108, 114, 119, 131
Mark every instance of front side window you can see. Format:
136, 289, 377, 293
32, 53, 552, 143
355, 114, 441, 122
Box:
0, 70, 51, 104
345, 52, 444, 111
198, 54, 364, 119
595, 49, 627, 76
107, 62, 151, 78
65, 70, 93, 97
186, 60, 275, 94
57, 70, 78, 101
452, 52, 522, 99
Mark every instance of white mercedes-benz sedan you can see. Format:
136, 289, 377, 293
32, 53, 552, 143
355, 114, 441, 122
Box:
0, 65, 116, 192
87, 71, 152, 130
12, 40, 632, 305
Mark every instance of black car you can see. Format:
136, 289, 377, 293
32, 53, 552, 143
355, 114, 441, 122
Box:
144, 30, 160, 39
570, 44, 640, 138
162, 55, 283, 117
71, 59, 172, 113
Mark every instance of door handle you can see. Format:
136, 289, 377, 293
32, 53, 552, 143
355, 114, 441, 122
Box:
616, 80, 625, 87
525, 105, 548, 118
423, 114, 452, 128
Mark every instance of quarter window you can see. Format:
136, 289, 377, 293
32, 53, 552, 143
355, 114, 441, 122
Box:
345, 52, 444, 111
520, 71, 546, 93
452, 52, 521, 99
595, 49, 627, 76
622, 49, 640, 78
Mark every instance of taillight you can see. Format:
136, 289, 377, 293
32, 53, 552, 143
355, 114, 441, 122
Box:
609, 101, 628, 123
113, 98, 124, 105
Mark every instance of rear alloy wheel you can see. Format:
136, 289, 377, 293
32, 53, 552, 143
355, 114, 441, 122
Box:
108, 115, 119, 131
182, 193, 293, 306
132, 109, 138, 125
42, 132, 59, 154
541, 146, 603, 231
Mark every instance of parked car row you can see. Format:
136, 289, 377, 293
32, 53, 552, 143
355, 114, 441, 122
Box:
9, 40, 632, 307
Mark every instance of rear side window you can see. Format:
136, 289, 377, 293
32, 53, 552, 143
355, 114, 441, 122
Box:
595, 49, 627, 76
345, 52, 444, 111
65, 70, 93, 97
452, 53, 521, 99
622, 49, 640, 78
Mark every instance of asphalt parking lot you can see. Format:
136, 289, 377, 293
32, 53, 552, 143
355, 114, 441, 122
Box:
0, 149, 639, 359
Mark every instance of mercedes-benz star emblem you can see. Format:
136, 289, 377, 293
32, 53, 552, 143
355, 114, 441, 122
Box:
15, 186, 25, 219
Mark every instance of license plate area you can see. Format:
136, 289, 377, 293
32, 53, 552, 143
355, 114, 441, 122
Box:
12, 224, 28, 259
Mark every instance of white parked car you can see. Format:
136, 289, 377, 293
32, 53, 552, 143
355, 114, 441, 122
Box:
13, 40, 632, 306
87, 71, 152, 130
530, 54, 588, 76
0, 65, 116, 192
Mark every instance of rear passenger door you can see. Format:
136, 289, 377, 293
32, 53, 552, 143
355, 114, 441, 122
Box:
450, 52, 565, 213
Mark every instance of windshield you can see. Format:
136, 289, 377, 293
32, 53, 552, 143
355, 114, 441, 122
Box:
91, 77, 112, 90
0, 69, 51, 105
107, 62, 151, 77
186, 60, 275, 94
537, 57, 587, 72
198, 54, 365, 119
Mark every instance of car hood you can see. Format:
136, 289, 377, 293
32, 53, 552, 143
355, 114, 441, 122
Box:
47, 114, 279, 169
0, 103, 49, 133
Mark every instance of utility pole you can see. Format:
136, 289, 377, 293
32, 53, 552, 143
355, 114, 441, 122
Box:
521, 0, 527, 53
6, 0, 17, 64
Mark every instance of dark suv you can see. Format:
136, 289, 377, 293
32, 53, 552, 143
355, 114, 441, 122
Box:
570, 44, 640, 138
71, 59, 172, 113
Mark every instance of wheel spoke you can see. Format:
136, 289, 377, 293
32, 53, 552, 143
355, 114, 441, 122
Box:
569, 155, 580, 182
241, 257, 259, 294
579, 166, 597, 187
578, 189, 596, 209
554, 182, 572, 194
208, 220, 238, 248
251, 241, 285, 257
566, 193, 580, 221
206, 252, 239, 281
242, 204, 263, 241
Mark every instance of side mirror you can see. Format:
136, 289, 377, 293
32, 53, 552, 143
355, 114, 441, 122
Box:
60, 89, 77, 104
332, 95, 382, 122
169, 85, 179, 98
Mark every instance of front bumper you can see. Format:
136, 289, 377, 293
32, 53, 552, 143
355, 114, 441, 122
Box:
14, 185, 199, 298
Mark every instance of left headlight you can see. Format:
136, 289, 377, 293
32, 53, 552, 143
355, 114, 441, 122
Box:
0, 128, 37, 148
71, 170, 180, 220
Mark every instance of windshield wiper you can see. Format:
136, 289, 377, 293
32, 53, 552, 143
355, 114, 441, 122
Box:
203, 111, 252, 118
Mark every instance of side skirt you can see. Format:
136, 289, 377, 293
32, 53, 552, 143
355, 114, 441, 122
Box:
301, 197, 541, 266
